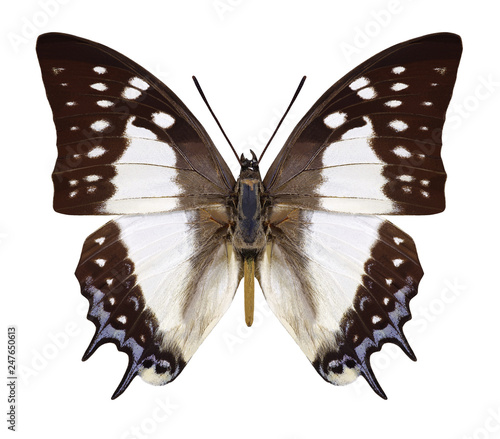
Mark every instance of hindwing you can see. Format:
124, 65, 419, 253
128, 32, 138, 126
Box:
76, 208, 241, 398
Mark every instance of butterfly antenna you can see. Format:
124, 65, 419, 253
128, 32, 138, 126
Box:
258, 76, 306, 162
192, 76, 241, 165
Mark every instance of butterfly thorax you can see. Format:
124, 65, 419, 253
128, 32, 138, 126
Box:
232, 154, 266, 259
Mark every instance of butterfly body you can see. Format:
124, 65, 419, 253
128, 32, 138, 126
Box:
36, 32, 462, 399
233, 153, 267, 259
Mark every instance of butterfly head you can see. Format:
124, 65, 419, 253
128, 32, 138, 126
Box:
239, 149, 260, 176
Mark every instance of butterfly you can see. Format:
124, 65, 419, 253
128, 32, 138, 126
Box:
36, 32, 462, 399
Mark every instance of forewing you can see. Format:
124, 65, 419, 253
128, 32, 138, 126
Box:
76, 208, 242, 398
264, 33, 462, 215
36, 33, 235, 215
256, 208, 422, 398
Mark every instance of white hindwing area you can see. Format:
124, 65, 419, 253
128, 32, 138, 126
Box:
77, 209, 242, 397
257, 209, 422, 397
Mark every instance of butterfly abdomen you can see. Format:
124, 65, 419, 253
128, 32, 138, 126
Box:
234, 178, 265, 252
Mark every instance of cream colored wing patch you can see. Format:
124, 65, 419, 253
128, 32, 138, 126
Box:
76, 208, 242, 398
256, 209, 422, 398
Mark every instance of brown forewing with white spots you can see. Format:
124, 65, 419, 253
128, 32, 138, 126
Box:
265, 33, 461, 215
37, 33, 234, 215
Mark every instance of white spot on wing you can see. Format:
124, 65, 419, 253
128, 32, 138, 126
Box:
323, 112, 347, 129
349, 77, 369, 91
122, 87, 142, 100
66, 101, 77, 106
117, 315, 127, 324
93, 66, 107, 74
90, 120, 110, 132
95, 237, 105, 245
129, 77, 149, 90
52, 67, 65, 75
422, 101, 433, 106
389, 120, 408, 132
393, 258, 404, 267
372, 315, 382, 324
385, 100, 402, 108
392, 66, 405, 74
392, 146, 411, 159
90, 82, 108, 91
394, 237, 404, 245
398, 175, 414, 182
84, 175, 101, 182
152, 112, 175, 129
97, 100, 113, 108
95, 258, 106, 267
420, 179, 430, 187
391, 82, 408, 91
87, 146, 106, 158
357, 87, 376, 100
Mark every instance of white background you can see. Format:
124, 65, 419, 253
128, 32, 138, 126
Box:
1, 1, 499, 438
